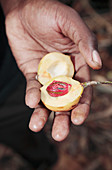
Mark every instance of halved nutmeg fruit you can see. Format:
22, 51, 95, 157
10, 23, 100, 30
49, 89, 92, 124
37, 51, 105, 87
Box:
37, 52, 74, 85
40, 76, 84, 111
37, 52, 112, 111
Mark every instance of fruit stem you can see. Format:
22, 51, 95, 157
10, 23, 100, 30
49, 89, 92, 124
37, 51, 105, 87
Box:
82, 81, 112, 88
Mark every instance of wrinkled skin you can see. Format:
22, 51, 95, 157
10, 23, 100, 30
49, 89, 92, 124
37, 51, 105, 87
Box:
1, 0, 102, 141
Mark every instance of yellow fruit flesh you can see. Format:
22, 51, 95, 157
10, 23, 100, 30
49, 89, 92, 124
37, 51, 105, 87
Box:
38, 52, 74, 85
43, 97, 81, 112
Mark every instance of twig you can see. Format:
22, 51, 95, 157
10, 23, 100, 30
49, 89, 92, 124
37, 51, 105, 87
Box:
82, 81, 112, 88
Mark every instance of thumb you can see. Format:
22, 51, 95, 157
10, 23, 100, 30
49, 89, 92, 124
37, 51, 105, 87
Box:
58, 5, 102, 69
78, 32, 102, 70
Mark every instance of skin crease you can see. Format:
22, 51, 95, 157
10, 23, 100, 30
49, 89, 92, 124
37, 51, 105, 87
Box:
0, 0, 102, 141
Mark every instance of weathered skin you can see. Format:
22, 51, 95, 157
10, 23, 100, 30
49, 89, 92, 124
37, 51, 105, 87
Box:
0, 0, 102, 141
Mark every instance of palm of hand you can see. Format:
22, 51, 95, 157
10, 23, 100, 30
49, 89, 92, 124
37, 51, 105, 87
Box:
5, 0, 93, 141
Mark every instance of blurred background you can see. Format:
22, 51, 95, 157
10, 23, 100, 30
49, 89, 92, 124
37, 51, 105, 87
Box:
0, 0, 112, 170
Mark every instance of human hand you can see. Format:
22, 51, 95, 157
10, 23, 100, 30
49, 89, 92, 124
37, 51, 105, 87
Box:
2, 0, 102, 141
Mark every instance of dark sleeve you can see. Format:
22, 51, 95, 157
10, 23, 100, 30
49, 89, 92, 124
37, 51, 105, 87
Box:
0, 5, 24, 104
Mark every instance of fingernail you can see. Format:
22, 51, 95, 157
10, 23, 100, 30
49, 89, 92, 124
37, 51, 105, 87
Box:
32, 124, 38, 130
55, 134, 60, 139
29, 121, 38, 131
29, 119, 43, 131
73, 116, 84, 125
92, 50, 102, 67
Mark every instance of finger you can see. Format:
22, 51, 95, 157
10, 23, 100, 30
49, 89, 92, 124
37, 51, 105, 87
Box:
58, 6, 102, 69
71, 53, 90, 82
71, 87, 92, 125
79, 36, 102, 70
25, 73, 41, 108
52, 112, 70, 141
24, 51, 48, 108
29, 104, 50, 132
71, 54, 92, 125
